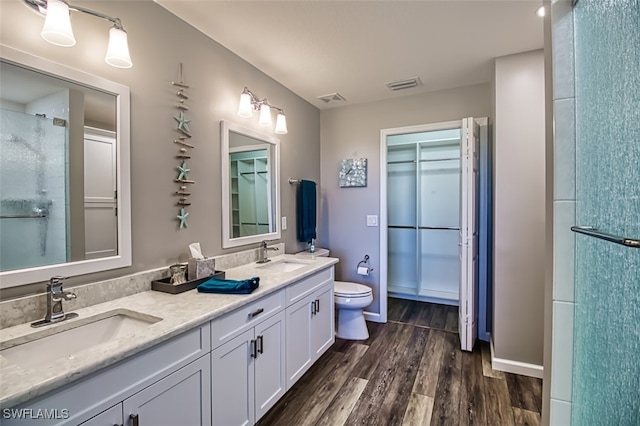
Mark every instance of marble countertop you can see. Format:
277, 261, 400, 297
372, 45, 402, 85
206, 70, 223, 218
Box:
0, 254, 338, 408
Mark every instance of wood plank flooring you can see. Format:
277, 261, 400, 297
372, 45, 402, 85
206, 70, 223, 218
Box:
258, 298, 542, 426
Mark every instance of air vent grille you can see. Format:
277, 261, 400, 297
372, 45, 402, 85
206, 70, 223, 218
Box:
385, 77, 423, 91
317, 93, 346, 103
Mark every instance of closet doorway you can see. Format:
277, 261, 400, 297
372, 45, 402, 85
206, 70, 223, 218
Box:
380, 118, 480, 351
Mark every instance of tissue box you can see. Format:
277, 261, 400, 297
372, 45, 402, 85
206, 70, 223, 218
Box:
188, 258, 216, 280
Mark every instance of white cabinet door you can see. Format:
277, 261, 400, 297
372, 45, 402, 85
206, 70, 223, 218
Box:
79, 404, 123, 426
254, 311, 286, 421
123, 355, 211, 426
285, 283, 335, 389
311, 285, 335, 359
211, 329, 255, 426
285, 294, 314, 388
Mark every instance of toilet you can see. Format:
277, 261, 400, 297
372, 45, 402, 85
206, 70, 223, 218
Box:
296, 248, 373, 340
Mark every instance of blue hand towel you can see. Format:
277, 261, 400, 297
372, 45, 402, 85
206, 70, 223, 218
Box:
296, 180, 317, 243
197, 276, 259, 294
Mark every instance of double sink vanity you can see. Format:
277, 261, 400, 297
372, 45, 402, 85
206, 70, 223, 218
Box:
0, 254, 338, 426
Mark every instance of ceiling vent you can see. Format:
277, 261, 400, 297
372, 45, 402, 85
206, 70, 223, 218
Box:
385, 77, 423, 91
317, 93, 346, 103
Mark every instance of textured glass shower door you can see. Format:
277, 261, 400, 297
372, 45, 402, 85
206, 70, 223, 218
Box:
571, 1, 640, 424
0, 109, 67, 271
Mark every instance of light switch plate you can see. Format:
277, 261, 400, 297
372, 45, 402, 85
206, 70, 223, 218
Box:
367, 215, 378, 227
281, 216, 287, 230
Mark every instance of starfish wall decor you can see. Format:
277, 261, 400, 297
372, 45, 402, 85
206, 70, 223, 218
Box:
172, 63, 195, 229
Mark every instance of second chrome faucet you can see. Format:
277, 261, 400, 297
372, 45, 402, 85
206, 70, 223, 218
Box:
257, 241, 279, 264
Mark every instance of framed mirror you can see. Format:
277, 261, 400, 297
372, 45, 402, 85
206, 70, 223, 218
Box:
221, 120, 280, 248
0, 45, 131, 288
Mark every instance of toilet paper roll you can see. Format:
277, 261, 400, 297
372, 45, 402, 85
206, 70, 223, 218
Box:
357, 266, 370, 276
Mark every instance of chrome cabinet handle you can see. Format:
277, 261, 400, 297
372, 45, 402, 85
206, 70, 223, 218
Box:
130, 414, 139, 426
257, 335, 264, 354
311, 301, 316, 315
315, 299, 320, 313
249, 308, 264, 318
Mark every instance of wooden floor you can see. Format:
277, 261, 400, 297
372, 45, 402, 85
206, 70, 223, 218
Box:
258, 298, 542, 426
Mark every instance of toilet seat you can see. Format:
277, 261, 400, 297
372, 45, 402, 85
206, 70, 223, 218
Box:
334, 281, 372, 298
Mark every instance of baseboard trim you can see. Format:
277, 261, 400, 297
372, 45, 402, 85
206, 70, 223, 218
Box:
364, 311, 384, 323
490, 338, 544, 379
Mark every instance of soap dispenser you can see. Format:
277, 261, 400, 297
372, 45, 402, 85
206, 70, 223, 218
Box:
309, 239, 316, 254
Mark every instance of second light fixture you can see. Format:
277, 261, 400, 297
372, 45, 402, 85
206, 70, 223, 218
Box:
237, 87, 287, 134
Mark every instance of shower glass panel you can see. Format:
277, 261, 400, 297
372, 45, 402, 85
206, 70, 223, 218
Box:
571, 1, 640, 424
0, 109, 67, 271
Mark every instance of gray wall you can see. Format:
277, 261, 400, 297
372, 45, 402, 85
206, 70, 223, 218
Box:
0, 0, 320, 298
319, 84, 492, 316
493, 50, 545, 368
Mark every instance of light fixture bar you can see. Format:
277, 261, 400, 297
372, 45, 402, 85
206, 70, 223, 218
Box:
236, 87, 287, 134
24, 0, 132, 68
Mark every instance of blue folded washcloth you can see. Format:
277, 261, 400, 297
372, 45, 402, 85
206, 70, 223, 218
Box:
197, 276, 260, 294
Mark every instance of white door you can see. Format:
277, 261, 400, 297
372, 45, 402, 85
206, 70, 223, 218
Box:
311, 285, 335, 358
459, 117, 479, 351
254, 311, 286, 421
211, 330, 255, 426
123, 354, 212, 426
84, 128, 117, 260
285, 296, 314, 388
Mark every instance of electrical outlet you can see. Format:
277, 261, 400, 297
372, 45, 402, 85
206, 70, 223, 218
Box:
281, 216, 287, 230
367, 215, 378, 227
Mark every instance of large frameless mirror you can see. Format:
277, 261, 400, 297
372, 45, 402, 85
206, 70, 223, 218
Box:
220, 120, 280, 248
0, 45, 131, 288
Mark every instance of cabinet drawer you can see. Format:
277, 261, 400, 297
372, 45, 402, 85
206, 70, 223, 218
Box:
211, 289, 285, 349
285, 267, 334, 306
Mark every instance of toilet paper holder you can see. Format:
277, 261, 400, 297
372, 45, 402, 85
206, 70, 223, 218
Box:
356, 255, 374, 275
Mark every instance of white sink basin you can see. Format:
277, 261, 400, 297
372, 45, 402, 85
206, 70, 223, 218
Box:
256, 258, 312, 272
0, 309, 162, 369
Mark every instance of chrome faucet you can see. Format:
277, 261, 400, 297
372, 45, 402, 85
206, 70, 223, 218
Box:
257, 241, 279, 264
31, 276, 78, 328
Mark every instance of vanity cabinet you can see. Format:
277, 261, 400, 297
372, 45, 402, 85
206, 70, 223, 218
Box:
211, 311, 286, 425
4, 265, 336, 426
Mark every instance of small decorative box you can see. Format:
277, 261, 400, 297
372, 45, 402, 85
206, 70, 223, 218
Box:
187, 258, 217, 280
151, 270, 225, 294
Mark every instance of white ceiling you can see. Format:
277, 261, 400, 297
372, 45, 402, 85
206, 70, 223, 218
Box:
156, 0, 544, 110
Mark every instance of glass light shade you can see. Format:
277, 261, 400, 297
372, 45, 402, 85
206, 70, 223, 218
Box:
237, 93, 253, 118
274, 112, 288, 134
105, 27, 132, 68
41, 0, 76, 47
258, 104, 272, 127
536, 5, 545, 17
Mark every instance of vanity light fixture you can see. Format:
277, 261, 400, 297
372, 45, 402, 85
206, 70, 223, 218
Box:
236, 87, 288, 134
24, 0, 133, 68
536, 5, 546, 17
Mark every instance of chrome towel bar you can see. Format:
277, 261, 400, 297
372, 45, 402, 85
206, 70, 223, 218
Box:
571, 226, 640, 248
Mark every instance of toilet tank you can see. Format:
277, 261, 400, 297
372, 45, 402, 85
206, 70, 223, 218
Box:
296, 247, 330, 257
